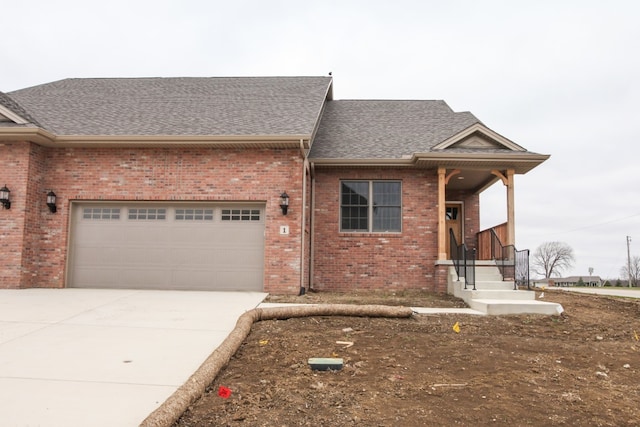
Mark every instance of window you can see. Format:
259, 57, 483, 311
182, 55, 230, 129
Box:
446, 207, 459, 220
128, 208, 166, 220
340, 181, 401, 232
83, 207, 121, 220
175, 208, 214, 221
221, 209, 261, 221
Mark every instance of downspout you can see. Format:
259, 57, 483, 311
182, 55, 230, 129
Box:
309, 161, 316, 292
299, 140, 308, 296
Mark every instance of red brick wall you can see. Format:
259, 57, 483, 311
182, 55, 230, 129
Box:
312, 167, 440, 292
0, 144, 306, 293
0, 142, 30, 287
2, 140, 483, 295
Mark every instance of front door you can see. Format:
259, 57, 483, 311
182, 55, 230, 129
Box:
445, 203, 463, 257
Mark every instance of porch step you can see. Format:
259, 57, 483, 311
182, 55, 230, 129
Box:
462, 289, 534, 301
468, 299, 565, 316
468, 280, 516, 290
473, 267, 504, 282
447, 266, 564, 316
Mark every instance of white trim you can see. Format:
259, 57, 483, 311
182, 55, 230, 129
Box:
0, 105, 29, 124
432, 123, 526, 152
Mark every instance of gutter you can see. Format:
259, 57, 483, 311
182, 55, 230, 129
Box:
0, 129, 313, 148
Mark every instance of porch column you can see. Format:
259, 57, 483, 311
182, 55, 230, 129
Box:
506, 169, 515, 247
491, 168, 516, 247
437, 167, 447, 260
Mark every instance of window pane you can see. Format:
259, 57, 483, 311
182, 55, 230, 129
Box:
341, 181, 369, 232
373, 182, 401, 232
341, 182, 368, 206
373, 182, 401, 206
373, 207, 401, 232
341, 206, 368, 231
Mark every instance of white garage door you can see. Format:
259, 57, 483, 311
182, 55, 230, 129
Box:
68, 203, 265, 291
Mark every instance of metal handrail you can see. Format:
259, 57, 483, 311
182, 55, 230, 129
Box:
489, 228, 530, 289
449, 228, 476, 290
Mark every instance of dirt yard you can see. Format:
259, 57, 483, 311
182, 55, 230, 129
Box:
175, 290, 640, 426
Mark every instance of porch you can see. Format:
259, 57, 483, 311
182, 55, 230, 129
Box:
443, 223, 563, 315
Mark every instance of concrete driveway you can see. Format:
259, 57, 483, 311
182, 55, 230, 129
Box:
0, 288, 266, 427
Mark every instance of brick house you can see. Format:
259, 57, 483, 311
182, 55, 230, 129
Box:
0, 77, 548, 294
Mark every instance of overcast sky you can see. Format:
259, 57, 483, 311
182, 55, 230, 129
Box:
3, 0, 639, 280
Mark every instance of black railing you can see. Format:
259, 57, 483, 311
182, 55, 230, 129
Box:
515, 248, 530, 289
450, 229, 476, 290
489, 228, 530, 289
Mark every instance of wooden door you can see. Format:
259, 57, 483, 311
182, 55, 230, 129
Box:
445, 203, 463, 258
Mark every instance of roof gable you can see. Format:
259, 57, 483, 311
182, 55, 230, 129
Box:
432, 123, 525, 152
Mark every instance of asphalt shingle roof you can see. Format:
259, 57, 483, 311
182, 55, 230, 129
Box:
309, 100, 483, 159
0, 91, 41, 127
6, 77, 332, 136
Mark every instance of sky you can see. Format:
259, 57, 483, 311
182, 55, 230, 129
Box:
2, 0, 639, 280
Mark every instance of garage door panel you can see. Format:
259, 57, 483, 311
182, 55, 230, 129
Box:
170, 227, 220, 243
74, 268, 119, 287
119, 269, 173, 288
126, 226, 173, 244
73, 246, 123, 265
172, 269, 218, 290
170, 248, 218, 265
214, 247, 263, 266
69, 203, 265, 291
75, 225, 126, 244
119, 247, 172, 265
214, 271, 263, 291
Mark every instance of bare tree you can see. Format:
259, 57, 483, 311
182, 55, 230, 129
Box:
532, 241, 575, 278
620, 255, 640, 287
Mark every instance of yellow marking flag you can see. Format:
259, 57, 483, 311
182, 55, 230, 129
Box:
453, 322, 461, 334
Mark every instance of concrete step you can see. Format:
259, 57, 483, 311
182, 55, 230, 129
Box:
476, 280, 516, 290
468, 299, 564, 316
474, 268, 504, 281
452, 279, 516, 291
460, 289, 535, 301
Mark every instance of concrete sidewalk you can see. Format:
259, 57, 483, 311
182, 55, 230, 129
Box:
554, 287, 640, 298
0, 289, 266, 427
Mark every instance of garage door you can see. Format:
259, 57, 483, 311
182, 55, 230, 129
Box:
68, 203, 265, 291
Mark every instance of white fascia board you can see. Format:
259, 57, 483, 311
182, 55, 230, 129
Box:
0, 105, 29, 124
432, 123, 526, 152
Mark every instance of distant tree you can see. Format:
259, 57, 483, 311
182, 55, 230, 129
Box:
616, 279, 622, 287
532, 241, 575, 278
577, 277, 585, 287
620, 255, 640, 287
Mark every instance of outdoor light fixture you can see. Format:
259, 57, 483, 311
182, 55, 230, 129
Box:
279, 191, 289, 215
0, 185, 10, 210
46, 190, 57, 213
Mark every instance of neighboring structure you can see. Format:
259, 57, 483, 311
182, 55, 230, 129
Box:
0, 77, 549, 294
533, 276, 604, 287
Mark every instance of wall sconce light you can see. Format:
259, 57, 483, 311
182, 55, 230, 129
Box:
46, 190, 57, 213
279, 191, 289, 215
0, 185, 10, 210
